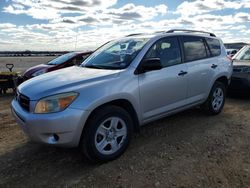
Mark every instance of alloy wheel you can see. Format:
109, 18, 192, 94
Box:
95, 117, 127, 155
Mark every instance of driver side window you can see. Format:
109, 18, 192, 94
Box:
145, 37, 182, 68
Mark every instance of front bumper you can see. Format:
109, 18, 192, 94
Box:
11, 99, 90, 147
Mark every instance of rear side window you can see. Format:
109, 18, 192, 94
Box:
183, 36, 207, 62
206, 38, 221, 57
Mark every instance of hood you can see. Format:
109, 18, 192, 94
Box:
23, 64, 54, 78
18, 66, 121, 100
233, 60, 250, 67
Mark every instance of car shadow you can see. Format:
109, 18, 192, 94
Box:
227, 92, 250, 100
0, 142, 98, 187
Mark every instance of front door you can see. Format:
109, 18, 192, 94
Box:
138, 37, 188, 121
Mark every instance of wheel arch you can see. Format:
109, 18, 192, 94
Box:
209, 75, 229, 92
81, 99, 140, 141
215, 76, 229, 88
204, 75, 229, 101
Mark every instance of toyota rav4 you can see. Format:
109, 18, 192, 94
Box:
12, 29, 233, 162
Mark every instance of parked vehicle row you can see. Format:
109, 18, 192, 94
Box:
228, 45, 250, 93
11, 29, 233, 162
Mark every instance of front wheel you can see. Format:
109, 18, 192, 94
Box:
80, 105, 133, 163
203, 81, 226, 115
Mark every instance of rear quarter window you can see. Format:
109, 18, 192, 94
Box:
206, 38, 221, 57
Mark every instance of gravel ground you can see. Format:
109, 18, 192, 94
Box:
0, 57, 250, 187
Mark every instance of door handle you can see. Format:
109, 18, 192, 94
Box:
178, 71, 188, 76
211, 64, 218, 69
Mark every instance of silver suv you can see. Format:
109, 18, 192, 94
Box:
12, 29, 232, 162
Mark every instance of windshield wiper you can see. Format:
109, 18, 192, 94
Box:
84, 64, 105, 69
84, 64, 122, 70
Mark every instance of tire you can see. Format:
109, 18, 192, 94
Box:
203, 81, 226, 115
80, 105, 133, 163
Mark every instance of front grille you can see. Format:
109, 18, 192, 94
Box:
16, 91, 30, 112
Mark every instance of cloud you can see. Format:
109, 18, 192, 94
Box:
79, 16, 99, 23
0, 23, 16, 29
3, 0, 118, 20
62, 19, 75, 24
176, 0, 243, 16
3, 1, 167, 26
0, 0, 249, 51
3, 4, 61, 19
106, 4, 167, 21
242, 0, 250, 8
234, 12, 250, 22
3, 0, 116, 20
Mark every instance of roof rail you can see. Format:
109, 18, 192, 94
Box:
154, 31, 165, 34
166, 29, 216, 37
126, 33, 144, 37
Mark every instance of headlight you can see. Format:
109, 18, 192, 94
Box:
32, 69, 46, 77
34, 92, 78, 114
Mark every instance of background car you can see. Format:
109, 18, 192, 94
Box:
226, 48, 238, 58
229, 45, 250, 93
22, 51, 92, 80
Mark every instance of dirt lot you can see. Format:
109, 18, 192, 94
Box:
0, 57, 250, 187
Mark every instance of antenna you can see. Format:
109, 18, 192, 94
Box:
75, 28, 79, 51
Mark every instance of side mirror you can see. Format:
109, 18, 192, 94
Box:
136, 58, 162, 74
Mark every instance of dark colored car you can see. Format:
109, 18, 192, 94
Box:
229, 45, 250, 93
22, 51, 92, 80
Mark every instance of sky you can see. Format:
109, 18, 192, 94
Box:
0, 0, 250, 51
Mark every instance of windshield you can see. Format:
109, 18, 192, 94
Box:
47, 52, 76, 65
234, 46, 250, 61
82, 38, 150, 70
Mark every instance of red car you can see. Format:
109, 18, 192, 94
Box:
22, 51, 92, 80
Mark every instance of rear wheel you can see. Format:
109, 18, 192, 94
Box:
203, 81, 226, 115
80, 105, 133, 163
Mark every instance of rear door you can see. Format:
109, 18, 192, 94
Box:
138, 36, 188, 120
181, 36, 214, 103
